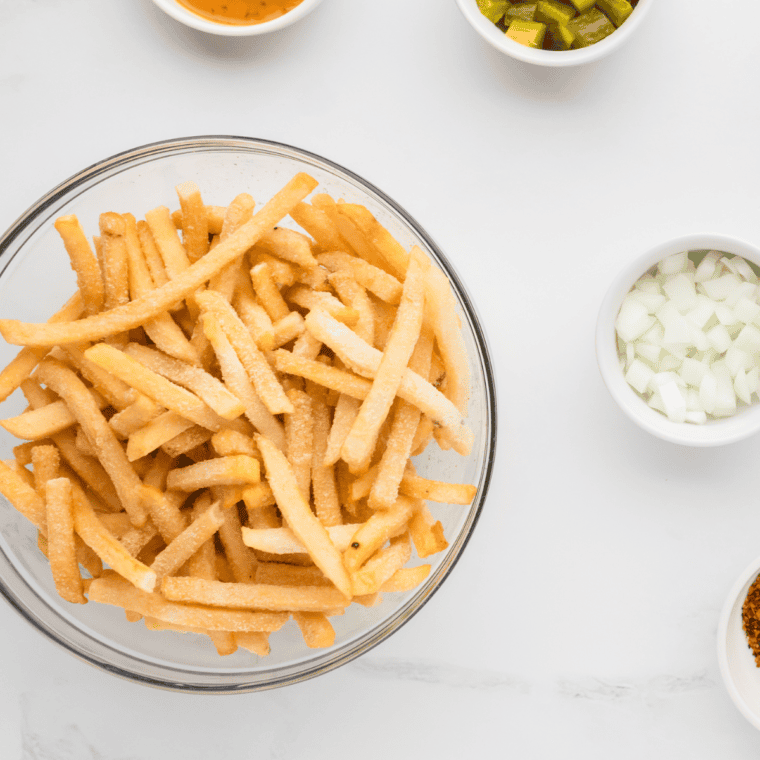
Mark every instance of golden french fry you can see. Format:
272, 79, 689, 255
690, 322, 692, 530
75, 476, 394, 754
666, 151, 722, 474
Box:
341, 251, 426, 470
234, 285, 276, 352
290, 201, 348, 253
109, 394, 164, 439
127, 412, 194, 461
119, 522, 160, 558
136, 220, 169, 289
319, 252, 402, 305
61, 345, 136, 411
311, 391, 342, 526
99, 213, 130, 315
161, 425, 214, 459
250, 261, 290, 322
0, 293, 83, 404
145, 206, 191, 280
328, 271, 375, 345
196, 289, 293, 416
150, 500, 223, 580
284, 389, 312, 500
274, 350, 371, 400
124, 343, 244, 421
0, 392, 106, 440
271, 312, 305, 349
31, 444, 60, 497
400, 468, 477, 505
89, 573, 288, 632
241, 523, 360, 554
254, 252, 296, 288
408, 502, 448, 558
257, 228, 318, 269
201, 313, 286, 449
44, 477, 86, 603
54, 216, 105, 316
256, 434, 352, 598
72, 493, 156, 591
175, 181, 209, 264
351, 532, 412, 596
254, 562, 329, 587
369, 326, 433, 509
343, 496, 414, 573
235, 632, 270, 656
0, 173, 319, 347
217, 497, 257, 583
381, 564, 431, 593
162, 576, 349, 612
287, 286, 360, 328
294, 611, 335, 648
36, 359, 150, 526
166, 455, 260, 491
172, 205, 226, 236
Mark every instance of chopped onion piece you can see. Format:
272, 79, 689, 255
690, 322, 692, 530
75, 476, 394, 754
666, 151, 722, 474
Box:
734, 297, 760, 325
715, 304, 738, 326
659, 380, 687, 423
735, 369, 752, 405
681, 357, 708, 387
636, 343, 662, 364
699, 372, 718, 414
725, 346, 751, 377
725, 281, 757, 309
685, 296, 716, 329
706, 324, 732, 353
685, 410, 707, 425
658, 252, 688, 276
702, 273, 742, 301
625, 360, 655, 394
616, 297, 654, 342
663, 273, 698, 312
694, 251, 720, 283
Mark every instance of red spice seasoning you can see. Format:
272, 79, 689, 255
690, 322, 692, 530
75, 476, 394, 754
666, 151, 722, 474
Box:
742, 574, 760, 666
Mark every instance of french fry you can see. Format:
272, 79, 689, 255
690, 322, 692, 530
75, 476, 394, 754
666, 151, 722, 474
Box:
256, 434, 352, 598
287, 286, 360, 328
351, 532, 412, 596
166, 455, 260, 491
127, 411, 194, 461
319, 252, 402, 305
290, 201, 348, 253
31, 444, 60, 497
235, 632, 270, 656
54, 216, 105, 316
255, 562, 329, 587
161, 576, 349, 612
85, 343, 228, 432
212, 429, 258, 458
201, 313, 286, 448
44, 477, 86, 603
150, 500, 223, 580
294, 612, 335, 648
221, 194, 255, 241
254, 252, 296, 288
271, 312, 305, 349
61, 345, 136, 411
311, 391, 342, 526
99, 213, 130, 314
256, 228, 318, 270
122, 213, 200, 366
172, 205, 226, 236
72, 493, 156, 591
89, 574, 288, 632
36, 359, 150, 526
242, 482, 276, 519
341, 251, 426, 470
242, 523, 359, 555
274, 350, 371, 400
328, 270, 375, 345
124, 343, 244, 421
75, 427, 96, 458
109, 394, 164, 439
0, 173, 319, 347
250, 262, 290, 322
284, 389, 312, 500
408, 502, 448, 559
343, 496, 414, 572
145, 206, 191, 280
304, 309, 472, 455
291, 330, 322, 361
175, 181, 209, 264
217, 498, 257, 583
369, 325, 433, 509
119, 522, 159, 557
0, 459, 48, 530
380, 564, 431, 593
233, 284, 275, 352
161, 425, 214, 458
400, 468, 477, 505
0, 392, 107, 440
136, 220, 169, 289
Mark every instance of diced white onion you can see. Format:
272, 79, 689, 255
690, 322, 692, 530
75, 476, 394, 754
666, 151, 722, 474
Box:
616, 250, 760, 424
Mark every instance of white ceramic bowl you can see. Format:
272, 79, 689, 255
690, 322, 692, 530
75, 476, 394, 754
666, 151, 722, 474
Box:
454, 0, 654, 67
596, 234, 760, 447
150, 0, 325, 36
719, 554, 760, 731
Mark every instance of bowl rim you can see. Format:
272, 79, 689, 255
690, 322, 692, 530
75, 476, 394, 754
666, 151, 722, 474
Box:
454, 0, 655, 67
595, 233, 760, 447
149, 0, 325, 36
718, 553, 760, 731
0, 135, 498, 692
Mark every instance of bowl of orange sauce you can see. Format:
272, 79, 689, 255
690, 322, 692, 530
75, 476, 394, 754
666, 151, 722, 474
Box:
150, 0, 325, 35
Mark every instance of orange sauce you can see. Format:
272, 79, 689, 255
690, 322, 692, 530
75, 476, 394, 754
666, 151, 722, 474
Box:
177, 0, 305, 25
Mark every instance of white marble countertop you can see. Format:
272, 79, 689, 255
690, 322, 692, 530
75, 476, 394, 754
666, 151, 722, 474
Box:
2, 0, 760, 756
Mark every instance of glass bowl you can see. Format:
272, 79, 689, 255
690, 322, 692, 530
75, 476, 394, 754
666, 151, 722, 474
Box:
0, 136, 497, 692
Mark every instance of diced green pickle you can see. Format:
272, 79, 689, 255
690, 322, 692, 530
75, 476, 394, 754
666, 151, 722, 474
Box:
506, 2, 538, 22
506, 19, 546, 47
535, 0, 575, 26
545, 22, 575, 50
595, 0, 633, 27
568, 0, 595, 12
477, 0, 512, 24
567, 8, 615, 47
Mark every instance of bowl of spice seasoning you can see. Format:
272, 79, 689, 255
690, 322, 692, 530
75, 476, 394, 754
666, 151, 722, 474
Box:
718, 554, 760, 730
150, 0, 326, 35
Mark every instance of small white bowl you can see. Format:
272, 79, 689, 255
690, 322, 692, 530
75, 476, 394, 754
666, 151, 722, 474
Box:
454, 0, 654, 67
596, 234, 760, 447
150, 0, 325, 36
719, 554, 760, 731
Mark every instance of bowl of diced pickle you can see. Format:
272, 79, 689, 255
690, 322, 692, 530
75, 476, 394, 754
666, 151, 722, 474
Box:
456, 0, 653, 66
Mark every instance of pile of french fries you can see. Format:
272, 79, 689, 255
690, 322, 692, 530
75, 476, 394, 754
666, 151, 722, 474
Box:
0, 172, 477, 656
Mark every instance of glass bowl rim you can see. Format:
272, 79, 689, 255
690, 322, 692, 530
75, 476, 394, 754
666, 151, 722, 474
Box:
0, 135, 498, 692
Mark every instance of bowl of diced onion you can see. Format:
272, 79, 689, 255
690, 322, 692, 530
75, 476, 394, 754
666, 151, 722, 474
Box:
596, 234, 760, 446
